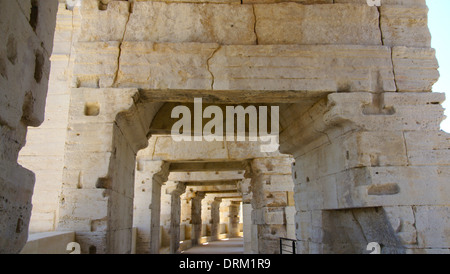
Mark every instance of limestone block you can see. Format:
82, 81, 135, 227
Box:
65, 122, 114, 153
20, 128, 68, 156
296, 163, 450, 211
125, 2, 256, 45
152, 136, 228, 161
52, 4, 77, 55
383, 206, 417, 245
379, 5, 431, 47
226, 141, 283, 160
72, 42, 120, 88
253, 207, 285, 225
19, 155, 64, 172
335, 0, 426, 7
348, 166, 450, 208
263, 191, 288, 207
136, 157, 168, 174
251, 157, 294, 175
324, 92, 445, 132
62, 151, 111, 189
58, 189, 109, 231
169, 171, 244, 182
259, 174, 295, 193
108, 191, 134, 231
209, 45, 395, 92
254, 3, 381, 45
257, 224, 287, 253
109, 228, 133, 254
415, 206, 450, 248
35, 94, 71, 128
346, 131, 409, 167
392, 47, 440, 92
79, 0, 130, 42
404, 131, 450, 166
116, 42, 216, 90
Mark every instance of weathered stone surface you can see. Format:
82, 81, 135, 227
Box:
254, 3, 381, 45
5, 0, 449, 256
392, 47, 440, 92
379, 5, 431, 47
125, 2, 256, 45
78, 0, 130, 42
209, 45, 396, 92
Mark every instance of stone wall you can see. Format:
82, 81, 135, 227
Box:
9, 0, 449, 254
19, 1, 81, 233
0, 0, 58, 253
280, 92, 450, 253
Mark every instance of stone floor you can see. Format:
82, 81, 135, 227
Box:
182, 237, 244, 254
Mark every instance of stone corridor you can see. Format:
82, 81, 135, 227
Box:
1, 0, 450, 254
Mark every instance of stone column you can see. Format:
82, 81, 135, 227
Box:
180, 192, 191, 242
133, 160, 170, 254
249, 156, 295, 254
191, 191, 206, 246
202, 195, 216, 239
210, 198, 222, 241
56, 88, 148, 254
149, 163, 170, 254
238, 178, 253, 253
228, 201, 242, 238
165, 181, 186, 254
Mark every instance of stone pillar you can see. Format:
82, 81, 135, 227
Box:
202, 195, 216, 239
250, 156, 295, 254
133, 160, 170, 254
0, 0, 58, 253
180, 192, 192, 242
220, 199, 231, 236
165, 181, 186, 254
228, 201, 241, 238
191, 191, 206, 246
210, 198, 222, 241
148, 163, 170, 254
239, 178, 253, 253
281, 92, 450, 254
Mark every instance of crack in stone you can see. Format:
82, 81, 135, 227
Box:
377, 6, 398, 92
206, 45, 221, 91
252, 5, 259, 45
377, 6, 384, 46
390, 47, 399, 92
113, 5, 132, 87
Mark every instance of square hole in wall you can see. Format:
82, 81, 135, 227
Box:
84, 102, 100, 116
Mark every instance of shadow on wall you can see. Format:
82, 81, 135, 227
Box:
322, 207, 405, 254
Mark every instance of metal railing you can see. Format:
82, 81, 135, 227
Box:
279, 237, 296, 254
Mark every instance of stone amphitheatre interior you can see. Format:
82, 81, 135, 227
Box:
0, 0, 449, 255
